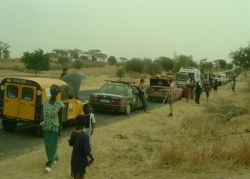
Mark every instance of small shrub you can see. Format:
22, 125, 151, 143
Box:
116, 67, 126, 81
72, 59, 83, 69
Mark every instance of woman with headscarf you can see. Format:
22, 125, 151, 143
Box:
40, 84, 65, 173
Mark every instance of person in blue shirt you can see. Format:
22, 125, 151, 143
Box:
69, 115, 94, 179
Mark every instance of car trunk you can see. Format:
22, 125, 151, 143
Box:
91, 93, 123, 105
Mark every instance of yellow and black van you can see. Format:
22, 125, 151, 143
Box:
0, 77, 85, 134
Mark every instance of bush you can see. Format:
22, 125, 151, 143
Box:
116, 67, 126, 81
21, 49, 50, 71
125, 58, 144, 73
72, 59, 83, 69
144, 61, 162, 75
108, 56, 117, 65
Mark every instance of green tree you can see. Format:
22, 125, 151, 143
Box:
199, 59, 213, 71
91, 56, 98, 61
173, 55, 198, 72
213, 59, 227, 69
0, 41, 10, 60
2, 48, 10, 60
68, 49, 82, 60
119, 57, 128, 64
72, 59, 83, 69
125, 58, 144, 73
227, 62, 234, 70
79, 55, 89, 61
116, 67, 126, 81
58, 57, 71, 66
155, 56, 174, 71
52, 49, 68, 58
230, 43, 250, 71
21, 49, 50, 73
144, 60, 162, 75
108, 56, 117, 65
83, 49, 107, 61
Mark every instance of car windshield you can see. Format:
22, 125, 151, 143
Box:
99, 84, 127, 95
176, 73, 189, 81
188, 73, 194, 79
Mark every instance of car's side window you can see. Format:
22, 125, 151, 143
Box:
132, 86, 139, 94
128, 86, 133, 96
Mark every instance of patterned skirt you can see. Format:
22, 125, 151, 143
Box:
43, 126, 59, 162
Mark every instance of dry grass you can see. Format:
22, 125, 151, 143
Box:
160, 87, 250, 171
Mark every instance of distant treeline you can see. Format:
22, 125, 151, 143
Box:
1, 40, 250, 75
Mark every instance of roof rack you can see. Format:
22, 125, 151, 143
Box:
105, 80, 136, 85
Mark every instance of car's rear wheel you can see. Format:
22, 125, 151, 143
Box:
125, 104, 131, 115
2, 119, 17, 132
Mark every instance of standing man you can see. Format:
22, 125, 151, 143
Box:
231, 78, 236, 93
189, 79, 195, 100
138, 78, 148, 112
167, 78, 175, 117
213, 79, 218, 92
60, 67, 68, 78
204, 80, 210, 102
194, 82, 202, 104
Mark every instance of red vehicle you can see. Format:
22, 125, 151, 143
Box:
146, 78, 183, 103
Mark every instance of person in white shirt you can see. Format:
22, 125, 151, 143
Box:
167, 79, 175, 117
82, 104, 96, 146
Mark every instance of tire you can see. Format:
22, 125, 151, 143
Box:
2, 119, 17, 132
124, 104, 131, 115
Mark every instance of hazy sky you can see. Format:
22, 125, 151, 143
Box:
1, 0, 250, 62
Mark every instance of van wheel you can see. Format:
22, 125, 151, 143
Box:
2, 119, 17, 132
125, 104, 131, 115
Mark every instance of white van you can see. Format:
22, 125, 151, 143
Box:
214, 73, 227, 85
179, 67, 202, 85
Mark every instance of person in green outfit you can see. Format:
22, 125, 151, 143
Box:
40, 84, 65, 173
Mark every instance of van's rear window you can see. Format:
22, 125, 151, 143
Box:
22, 87, 34, 101
7, 85, 18, 98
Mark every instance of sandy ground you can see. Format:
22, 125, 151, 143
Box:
0, 66, 250, 178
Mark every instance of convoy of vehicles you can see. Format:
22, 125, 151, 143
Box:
0, 77, 85, 133
89, 81, 146, 115
0, 66, 237, 134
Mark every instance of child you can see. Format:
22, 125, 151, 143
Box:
69, 116, 94, 179
83, 104, 96, 146
182, 84, 190, 102
204, 80, 210, 101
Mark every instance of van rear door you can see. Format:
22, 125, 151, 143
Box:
3, 83, 20, 118
19, 85, 36, 120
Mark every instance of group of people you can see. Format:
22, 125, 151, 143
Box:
137, 74, 237, 118
182, 79, 207, 104
40, 84, 95, 179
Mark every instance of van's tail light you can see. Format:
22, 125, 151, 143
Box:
111, 98, 121, 105
90, 95, 98, 102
